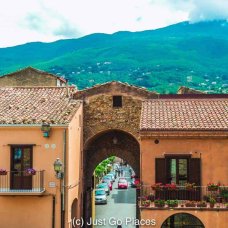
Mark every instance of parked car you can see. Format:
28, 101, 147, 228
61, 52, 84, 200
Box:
95, 189, 107, 204
102, 179, 112, 190
106, 173, 115, 182
102, 175, 113, 183
96, 183, 110, 195
131, 177, 140, 188
109, 171, 117, 179
118, 178, 128, 189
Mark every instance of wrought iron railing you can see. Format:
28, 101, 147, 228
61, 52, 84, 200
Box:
0, 170, 45, 193
139, 185, 228, 209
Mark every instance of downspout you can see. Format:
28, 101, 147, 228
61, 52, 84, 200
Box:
61, 129, 67, 228
52, 195, 56, 228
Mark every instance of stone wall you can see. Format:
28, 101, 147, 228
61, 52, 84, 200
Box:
83, 94, 142, 143
0, 67, 62, 86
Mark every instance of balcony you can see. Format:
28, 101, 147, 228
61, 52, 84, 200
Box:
139, 185, 228, 210
0, 170, 45, 195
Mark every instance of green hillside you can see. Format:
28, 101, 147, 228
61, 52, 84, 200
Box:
0, 20, 228, 93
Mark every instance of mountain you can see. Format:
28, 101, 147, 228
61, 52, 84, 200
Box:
0, 20, 228, 93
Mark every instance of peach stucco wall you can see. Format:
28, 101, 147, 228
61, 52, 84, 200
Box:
0, 196, 53, 228
141, 209, 228, 228
141, 137, 228, 186
66, 104, 83, 227
0, 126, 65, 228
0, 104, 83, 228
140, 137, 228, 227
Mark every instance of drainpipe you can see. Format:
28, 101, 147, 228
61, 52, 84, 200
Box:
61, 129, 67, 228
52, 195, 56, 228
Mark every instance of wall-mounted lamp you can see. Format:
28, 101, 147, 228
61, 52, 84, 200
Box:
53, 158, 64, 179
113, 136, 118, 145
41, 123, 51, 137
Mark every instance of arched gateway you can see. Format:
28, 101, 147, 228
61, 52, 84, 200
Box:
73, 81, 158, 226
83, 130, 140, 224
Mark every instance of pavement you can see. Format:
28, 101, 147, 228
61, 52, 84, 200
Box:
95, 166, 136, 228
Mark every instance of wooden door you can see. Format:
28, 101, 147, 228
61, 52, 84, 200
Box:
10, 146, 33, 190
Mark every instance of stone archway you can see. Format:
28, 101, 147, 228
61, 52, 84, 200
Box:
83, 129, 140, 226
161, 213, 205, 228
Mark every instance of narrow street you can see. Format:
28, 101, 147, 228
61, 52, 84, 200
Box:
95, 166, 136, 228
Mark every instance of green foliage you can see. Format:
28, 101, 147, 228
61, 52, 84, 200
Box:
0, 21, 228, 93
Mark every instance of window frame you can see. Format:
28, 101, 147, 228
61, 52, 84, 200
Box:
166, 156, 190, 185
112, 95, 122, 108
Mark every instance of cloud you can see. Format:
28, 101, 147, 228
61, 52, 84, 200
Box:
189, 0, 228, 22
53, 20, 81, 37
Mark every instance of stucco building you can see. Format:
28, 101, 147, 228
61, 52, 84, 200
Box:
0, 68, 227, 228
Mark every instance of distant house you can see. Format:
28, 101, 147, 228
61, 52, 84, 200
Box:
0, 67, 66, 87
177, 86, 206, 94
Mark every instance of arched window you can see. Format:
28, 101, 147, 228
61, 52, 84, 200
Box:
161, 213, 205, 228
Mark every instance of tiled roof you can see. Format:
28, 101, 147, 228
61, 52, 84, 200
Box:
140, 98, 228, 131
0, 87, 80, 125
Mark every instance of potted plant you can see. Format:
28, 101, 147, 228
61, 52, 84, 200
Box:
185, 201, 196, 207
164, 183, 177, 191
185, 182, 195, 191
209, 197, 216, 208
25, 168, 36, 175
196, 201, 207, 208
147, 193, 155, 201
166, 199, 178, 207
154, 199, 165, 208
219, 187, 228, 203
141, 200, 151, 207
207, 183, 220, 191
151, 183, 163, 191
0, 169, 7, 175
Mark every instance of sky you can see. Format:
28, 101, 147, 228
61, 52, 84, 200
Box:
0, 0, 228, 48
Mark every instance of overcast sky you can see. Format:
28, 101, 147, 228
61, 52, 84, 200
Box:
0, 0, 228, 48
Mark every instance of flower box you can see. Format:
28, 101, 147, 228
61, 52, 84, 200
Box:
154, 199, 165, 208
0, 169, 7, 175
185, 201, 196, 207
25, 168, 36, 175
141, 200, 151, 207
185, 183, 196, 191
166, 200, 178, 207
207, 183, 219, 191
196, 201, 207, 208
151, 183, 163, 191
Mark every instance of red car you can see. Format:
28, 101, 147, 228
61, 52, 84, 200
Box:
118, 178, 128, 189
102, 179, 112, 191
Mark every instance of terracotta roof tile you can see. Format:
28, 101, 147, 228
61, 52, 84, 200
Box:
0, 87, 80, 125
140, 99, 228, 131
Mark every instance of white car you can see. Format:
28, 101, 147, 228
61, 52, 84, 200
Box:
95, 189, 107, 204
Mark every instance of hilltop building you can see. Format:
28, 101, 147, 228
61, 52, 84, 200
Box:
0, 67, 227, 228
0, 67, 66, 87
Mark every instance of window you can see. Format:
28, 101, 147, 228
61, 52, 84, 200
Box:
155, 156, 201, 186
113, 96, 122, 108
167, 157, 188, 185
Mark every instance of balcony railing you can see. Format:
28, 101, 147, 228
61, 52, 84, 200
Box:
0, 170, 45, 195
139, 185, 228, 210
